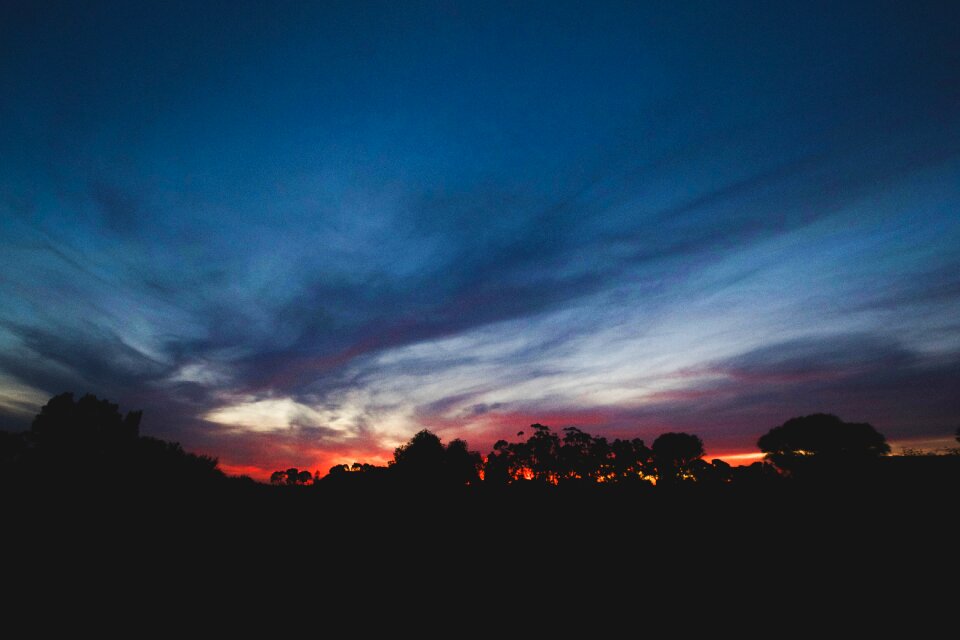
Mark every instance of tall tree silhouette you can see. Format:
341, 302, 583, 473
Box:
559, 426, 610, 481
524, 423, 561, 483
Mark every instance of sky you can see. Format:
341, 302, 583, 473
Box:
1, 0, 959, 479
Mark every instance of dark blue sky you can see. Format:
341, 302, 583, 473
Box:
2, 1, 959, 476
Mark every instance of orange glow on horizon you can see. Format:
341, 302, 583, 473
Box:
710, 452, 765, 466
218, 462, 274, 480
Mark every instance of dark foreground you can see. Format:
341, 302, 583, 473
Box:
4, 470, 956, 624
7, 459, 957, 558
4, 393, 957, 608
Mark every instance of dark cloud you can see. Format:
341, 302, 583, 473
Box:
624, 334, 960, 448
716, 335, 918, 382
846, 261, 960, 313
0, 321, 169, 396
463, 402, 505, 418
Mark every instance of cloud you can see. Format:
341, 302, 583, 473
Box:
714, 334, 918, 383
626, 334, 960, 447
0, 320, 171, 398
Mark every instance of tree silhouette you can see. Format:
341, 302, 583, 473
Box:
270, 467, 313, 485
481, 424, 563, 483
29, 392, 140, 457
609, 437, 653, 482
559, 426, 610, 481
483, 438, 517, 484
135, 436, 220, 485
392, 429, 446, 483
483, 428, 655, 485
391, 429, 483, 486
328, 462, 385, 475
444, 438, 483, 485
651, 432, 705, 485
523, 423, 561, 483
757, 413, 890, 475
5, 392, 221, 488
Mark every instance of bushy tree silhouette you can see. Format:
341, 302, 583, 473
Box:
391, 429, 482, 486
5, 392, 221, 488
392, 429, 446, 482
30, 392, 140, 457
757, 413, 890, 475
270, 468, 313, 485
651, 432, 705, 485
609, 437, 653, 482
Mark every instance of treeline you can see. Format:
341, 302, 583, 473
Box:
2, 392, 958, 497
279, 414, 960, 491
275, 426, 767, 489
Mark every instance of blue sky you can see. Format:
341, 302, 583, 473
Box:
2, 1, 959, 477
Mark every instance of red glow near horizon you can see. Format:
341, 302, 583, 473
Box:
215, 439, 770, 481
216, 447, 393, 482
209, 409, 955, 482
209, 404, 788, 480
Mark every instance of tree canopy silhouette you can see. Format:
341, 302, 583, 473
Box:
757, 413, 890, 474
5, 392, 222, 488
651, 432, 705, 485
30, 392, 140, 456
482, 424, 655, 485
270, 468, 314, 485
391, 429, 482, 486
